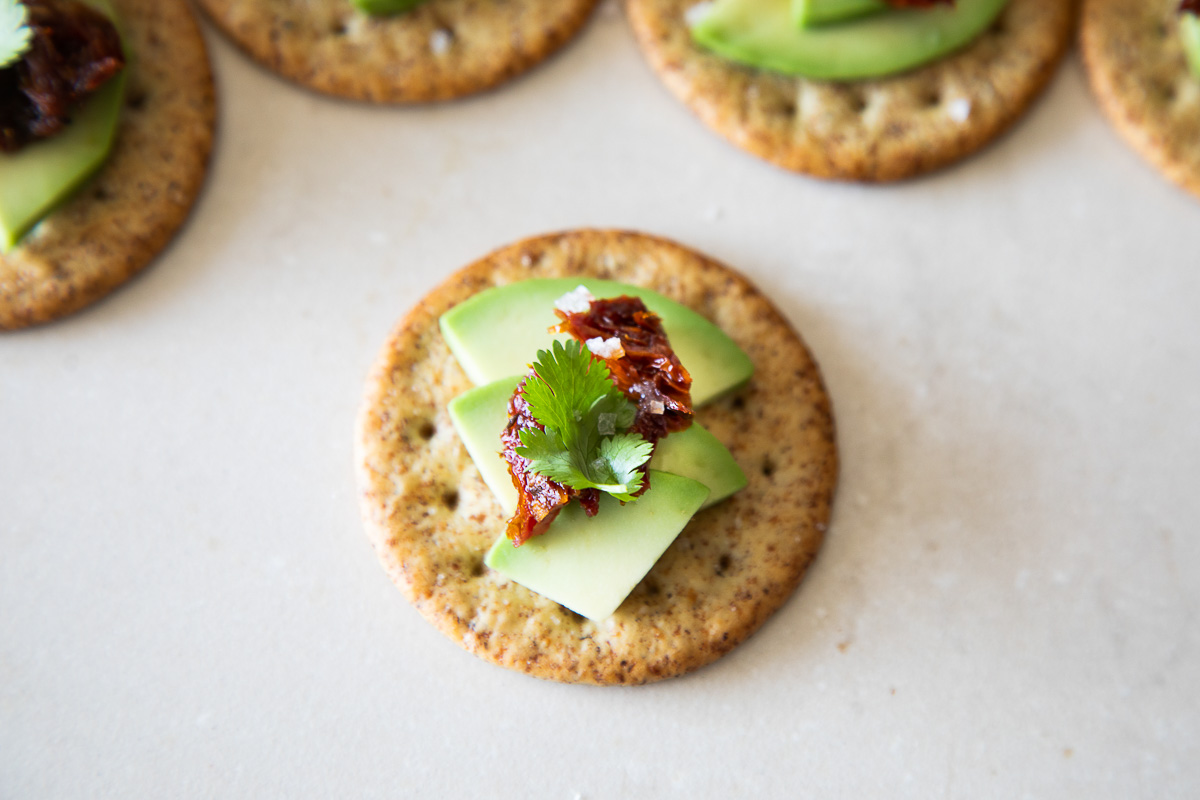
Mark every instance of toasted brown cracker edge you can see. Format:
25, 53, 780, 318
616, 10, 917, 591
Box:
625, 0, 1074, 182
1081, 0, 1200, 200
356, 230, 838, 685
194, 0, 601, 103
0, 0, 216, 331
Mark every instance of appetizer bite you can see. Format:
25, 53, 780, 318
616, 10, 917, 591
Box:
195, 0, 602, 102
0, 0, 215, 330
625, 0, 1073, 181
1081, 0, 1200, 200
356, 229, 838, 685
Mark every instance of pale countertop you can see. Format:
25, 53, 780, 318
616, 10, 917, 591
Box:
3, 3, 1198, 797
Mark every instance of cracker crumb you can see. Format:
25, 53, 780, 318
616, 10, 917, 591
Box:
429, 29, 452, 55
948, 98, 972, 123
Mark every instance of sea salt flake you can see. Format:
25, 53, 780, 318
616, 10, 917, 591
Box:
684, 1, 713, 26
948, 98, 971, 123
586, 336, 624, 359
647, 399, 665, 415
429, 29, 452, 55
556, 285, 594, 314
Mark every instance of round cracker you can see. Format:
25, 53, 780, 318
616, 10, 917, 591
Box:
195, 0, 601, 102
356, 230, 838, 685
625, 0, 1073, 181
1081, 0, 1200, 200
0, 0, 216, 331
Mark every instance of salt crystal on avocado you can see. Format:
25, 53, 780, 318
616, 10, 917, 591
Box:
555, 285, 594, 314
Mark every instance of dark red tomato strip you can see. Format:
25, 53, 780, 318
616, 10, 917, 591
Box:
553, 296, 693, 445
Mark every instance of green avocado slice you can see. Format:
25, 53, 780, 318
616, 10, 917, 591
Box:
794, 0, 888, 27
439, 278, 753, 406
1182, 12, 1200, 80
448, 375, 747, 515
0, 0, 125, 253
692, 0, 1008, 81
485, 471, 710, 621
350, 0, 427, 15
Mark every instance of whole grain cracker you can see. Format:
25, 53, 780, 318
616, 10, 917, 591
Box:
0, 0, 215, 331
195, 0, 601, 102
356, 230, 838, 685
625, 0, 1073, 181
1081, 0, 1200, 200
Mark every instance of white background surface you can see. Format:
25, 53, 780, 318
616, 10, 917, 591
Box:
3, 3, 1199, 796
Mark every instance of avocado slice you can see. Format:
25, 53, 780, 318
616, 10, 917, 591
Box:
350, 0, 427, 15
794, 0, 887, 28
485, 471, 710, 621
692, 0, 1008, 81
0, 0, 125, 253
448, 375, 747, 515
439, 278, 753, 406
1183, 12, 1200, 80
647, 422, 747, 502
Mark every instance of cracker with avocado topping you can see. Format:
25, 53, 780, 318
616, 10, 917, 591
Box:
625, 0, 1072, 181
356, 229, 838, 685
1081, 0, 1200, 200
0, 0, 215, 330
195, 0, 601, 102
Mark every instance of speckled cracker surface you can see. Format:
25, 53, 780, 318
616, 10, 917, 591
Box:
356, 230, 838, 685
0, 0, 215, 331
1081, 0, 1200, 199
625, 0, 1072, 181
196, 0, 601, 102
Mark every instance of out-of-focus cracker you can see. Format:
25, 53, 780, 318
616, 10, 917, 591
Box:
196, 0, 601, 102
1081, 0, 1200, 199
356, 230, 838, 685
0, 0, 215, 330
625, 0, 1073, 181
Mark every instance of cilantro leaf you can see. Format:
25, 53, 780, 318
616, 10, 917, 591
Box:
516, 339, 653, 501
596, 433, 655, 500
0, 1, 31, 70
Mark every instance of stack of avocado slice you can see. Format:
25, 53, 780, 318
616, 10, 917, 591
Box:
691, 0, 1009, 80
439, 279, 753, 621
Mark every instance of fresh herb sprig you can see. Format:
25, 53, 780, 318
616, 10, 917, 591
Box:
516, 339, 653, 502
0, 1, 31, 70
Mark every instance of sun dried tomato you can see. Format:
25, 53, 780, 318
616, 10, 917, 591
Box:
1, 0, 125, 153
553, 296, 693, 445
501, 387, 600, 547
1182, 0, 1200, 15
